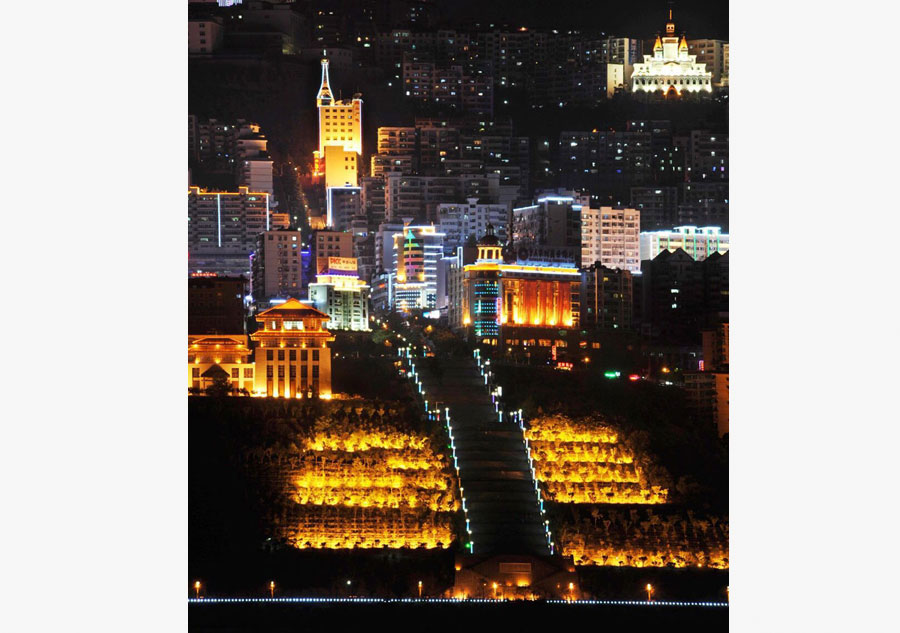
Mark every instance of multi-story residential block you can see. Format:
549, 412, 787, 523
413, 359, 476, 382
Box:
188, 186, 288, 277
684, 371, 729, 437
687, 39, 728, 88
637, 249, 729, 343
384, 173, 502, 222
250, 230, 303, 301
580, 264, 633, 330
640, 226, 729, 262
326, 186, 362, 232
188, 275, 248, 335
680, 181, 729, 229
512, 193, 583, 265
688, 130, 728, 182
315, 230, 354, 262
702, 322, 729, 371
630, 186, 679, 231
188, 17, 224, 55
437, 199, 509, 256
581, 206, 640, 273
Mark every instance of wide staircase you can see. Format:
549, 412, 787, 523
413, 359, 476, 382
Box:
417, 356, 548, 556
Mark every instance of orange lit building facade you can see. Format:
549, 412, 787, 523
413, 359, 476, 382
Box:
249, 299, 335, 398
454, 230, 580, 346
188, 299, 335, 398
188, 334, 254, 392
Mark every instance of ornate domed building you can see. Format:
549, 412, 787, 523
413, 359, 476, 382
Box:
630, 7, 712, 96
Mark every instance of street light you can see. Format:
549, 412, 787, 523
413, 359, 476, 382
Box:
270, 580, 275, 598
492, 582, 498, 599
646, 583, 653, 602
194, 581, 201, 599
418, 580, 423, 598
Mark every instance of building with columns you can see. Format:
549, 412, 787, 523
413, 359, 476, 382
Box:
249, 298, 335, 398
452, 226, 581, 345
631, 8, 712, 96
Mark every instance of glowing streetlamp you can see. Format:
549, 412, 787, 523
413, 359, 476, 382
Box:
492, 582, 498, 599
568, 582, 575, 601
418, 580, 423, 598
194, 581, 201, 599
646, 583, 653, 602
270, 580, 275, 598
726, 586, 729, 602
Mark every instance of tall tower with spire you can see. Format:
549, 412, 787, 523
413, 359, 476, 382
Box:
316, 56, 333, 108
313, 52, 363, 216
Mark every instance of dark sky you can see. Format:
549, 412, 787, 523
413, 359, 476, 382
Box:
438, 0, 728, 40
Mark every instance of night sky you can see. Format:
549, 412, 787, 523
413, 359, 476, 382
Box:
438, 0, 728, 40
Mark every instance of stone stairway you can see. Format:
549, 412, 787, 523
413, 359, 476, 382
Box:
417, 357, 548, 556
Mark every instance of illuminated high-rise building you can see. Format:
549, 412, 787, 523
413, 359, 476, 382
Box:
391, 223, 445, 312
315, 56, 363, 192
307, 257, 370, 332
630, 7, 712, 96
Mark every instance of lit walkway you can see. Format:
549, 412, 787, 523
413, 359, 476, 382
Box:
418, 357, 548, 556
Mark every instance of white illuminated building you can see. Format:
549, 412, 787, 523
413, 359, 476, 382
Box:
640, 225, 729, 262
631, 8, 712, 96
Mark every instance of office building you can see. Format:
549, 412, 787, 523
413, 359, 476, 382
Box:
391, 223, 445, 312
307, 258, 371, 331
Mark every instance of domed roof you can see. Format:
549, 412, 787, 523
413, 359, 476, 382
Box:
478, 223, 501, 246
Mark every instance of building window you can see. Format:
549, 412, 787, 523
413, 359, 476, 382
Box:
266, 350, 273, 361
289, 350, 296, 361
231, 368, 240, 379
278, 366, 284, 378
243, 368, 253, 378
301, 349, 308, 361
278, 350, 285, 361
313, 350, 320, 362
192, 368, 200, 378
